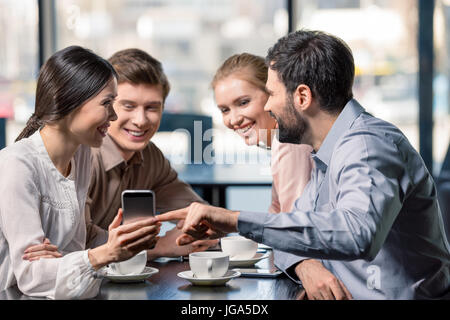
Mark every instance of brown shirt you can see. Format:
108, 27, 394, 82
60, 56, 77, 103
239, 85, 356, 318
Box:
85, 134, 205, 248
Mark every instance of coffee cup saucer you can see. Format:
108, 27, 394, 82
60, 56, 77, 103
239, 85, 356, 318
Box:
228, 252, 270, 267
177, 270, 241, 286
104, 266, 159, 283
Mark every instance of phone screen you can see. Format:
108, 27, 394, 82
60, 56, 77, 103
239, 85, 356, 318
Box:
122, 190, 155, 224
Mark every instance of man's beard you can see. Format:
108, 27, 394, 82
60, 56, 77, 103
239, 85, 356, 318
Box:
272, 97, 307, 144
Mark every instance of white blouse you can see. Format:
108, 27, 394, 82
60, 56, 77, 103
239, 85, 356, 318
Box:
0, 131, 103, 299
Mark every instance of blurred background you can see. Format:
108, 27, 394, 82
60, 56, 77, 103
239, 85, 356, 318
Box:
0, 0, 449, 212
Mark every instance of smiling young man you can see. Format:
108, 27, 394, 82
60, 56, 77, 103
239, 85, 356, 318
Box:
84, 48, 217, 259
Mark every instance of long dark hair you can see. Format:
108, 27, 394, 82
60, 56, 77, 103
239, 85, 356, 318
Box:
16, 45, 118, 141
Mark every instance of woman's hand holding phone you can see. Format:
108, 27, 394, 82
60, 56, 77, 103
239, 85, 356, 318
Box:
23, 208, 161, 269
88, 208, 161, 270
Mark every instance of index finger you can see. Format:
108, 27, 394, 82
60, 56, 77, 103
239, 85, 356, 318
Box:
156, 207, 188, 222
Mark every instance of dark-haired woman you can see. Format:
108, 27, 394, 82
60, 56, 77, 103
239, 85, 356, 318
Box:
0, 46, 160, 299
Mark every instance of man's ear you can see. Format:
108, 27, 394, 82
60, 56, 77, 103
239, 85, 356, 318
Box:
293, 84, 313, 112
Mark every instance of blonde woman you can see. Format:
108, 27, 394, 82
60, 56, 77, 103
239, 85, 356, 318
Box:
212, 53, 313, 213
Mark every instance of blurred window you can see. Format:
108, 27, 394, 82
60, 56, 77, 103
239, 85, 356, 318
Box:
2, 1, 447, 176
295, 0, 422, 164
54, 0, 287, 163
295, 0, 450, 174
318, 0, 360, 9
0, 0, 38, 145
434, 0, 450, 174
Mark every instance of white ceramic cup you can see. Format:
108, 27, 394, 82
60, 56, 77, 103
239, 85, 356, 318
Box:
110, 250, 147, 275
189, 252, 229, 278
221, 236, 258, 260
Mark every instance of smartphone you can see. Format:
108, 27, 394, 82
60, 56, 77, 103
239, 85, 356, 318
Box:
233, 268, 282, 278
121, 190, 155, 224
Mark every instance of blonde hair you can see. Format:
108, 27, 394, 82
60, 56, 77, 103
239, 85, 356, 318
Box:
211, 53, 268, 93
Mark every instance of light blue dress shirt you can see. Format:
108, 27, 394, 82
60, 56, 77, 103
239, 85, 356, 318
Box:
238, 99, 450, 299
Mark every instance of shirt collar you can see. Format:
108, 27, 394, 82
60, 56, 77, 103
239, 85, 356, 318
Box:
313, 99, 365, 170
30, 129, 47, 157
31, 130, 57, 170
99, 134, 144, 171
30, 130, 77, 181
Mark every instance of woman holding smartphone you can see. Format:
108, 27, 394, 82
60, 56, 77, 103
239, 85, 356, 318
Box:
211, 53, 352, 300
0, 46, 160, 299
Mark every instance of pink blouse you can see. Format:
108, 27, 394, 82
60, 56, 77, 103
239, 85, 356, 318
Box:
269, 138, 314, 213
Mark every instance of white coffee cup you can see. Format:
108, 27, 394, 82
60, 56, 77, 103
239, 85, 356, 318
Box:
221, 236, 258, 260
110, 250, 147, 275
189, 252, 229, 278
